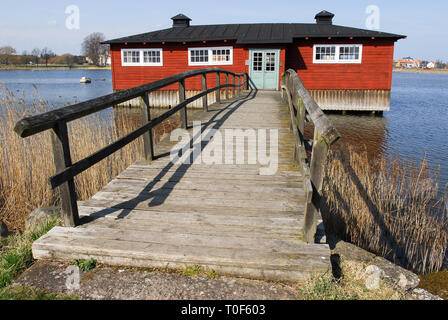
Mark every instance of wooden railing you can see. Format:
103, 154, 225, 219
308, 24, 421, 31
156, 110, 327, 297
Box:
281, 69, 341, 243
14, 68, 248, 227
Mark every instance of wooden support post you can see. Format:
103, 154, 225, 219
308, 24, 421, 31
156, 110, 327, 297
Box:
50, 121, 79, 227
215, 72, 221, 103
225, 73, 229, 100
201, 73, 208, 111
178, 79, 187, 129
296, 96, 305, 139
233, 75, 237, 98
303, 128, 329, 243
140, 93, 154, 162
237, 77, 240, 96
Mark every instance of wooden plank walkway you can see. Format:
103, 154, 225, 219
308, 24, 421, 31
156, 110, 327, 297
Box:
33, 90, 331, 282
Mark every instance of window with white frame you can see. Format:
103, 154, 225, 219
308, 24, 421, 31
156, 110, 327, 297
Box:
190, 49, 209, 64
121, 48, 163, 66
313, 44, 362, 64
188, 47, 233, 66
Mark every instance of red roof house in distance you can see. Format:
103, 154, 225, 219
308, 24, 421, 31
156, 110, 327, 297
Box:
104, 11, 405, 111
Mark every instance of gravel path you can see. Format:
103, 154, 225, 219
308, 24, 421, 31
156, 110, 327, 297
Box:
14, 261, 301, 300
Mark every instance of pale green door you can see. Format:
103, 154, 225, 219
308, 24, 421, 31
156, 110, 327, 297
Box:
249, 49, 280, 90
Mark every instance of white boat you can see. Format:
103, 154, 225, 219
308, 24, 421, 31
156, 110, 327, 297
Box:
80, 77, 92, 84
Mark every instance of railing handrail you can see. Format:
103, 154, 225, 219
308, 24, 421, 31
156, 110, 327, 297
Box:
14, 68, 247, 138
14, 68, 248, 227
281, 69, 340, 244
282, 69, 340, 146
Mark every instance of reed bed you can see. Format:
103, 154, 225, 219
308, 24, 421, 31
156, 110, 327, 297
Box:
0, 85, 143, 231
322, 146, 448, 274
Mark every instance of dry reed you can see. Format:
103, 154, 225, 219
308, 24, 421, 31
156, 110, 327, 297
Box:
0, 85, 142, 231
323, 146, 448, 274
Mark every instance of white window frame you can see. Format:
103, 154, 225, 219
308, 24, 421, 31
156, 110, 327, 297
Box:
121, 48, 163, 66
313, 44, 363, 64
188, 46, 233, 66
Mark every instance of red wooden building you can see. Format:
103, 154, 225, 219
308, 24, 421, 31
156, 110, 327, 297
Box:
104, 11, 405, 111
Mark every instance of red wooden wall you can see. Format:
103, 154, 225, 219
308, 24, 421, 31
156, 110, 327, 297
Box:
110, 41, 285, 91
286, 39, 396, 90
110, 39, 395, 91
111, 41, 244, 91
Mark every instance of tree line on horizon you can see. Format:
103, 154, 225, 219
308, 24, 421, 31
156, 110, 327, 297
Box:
0, 32, 110, 67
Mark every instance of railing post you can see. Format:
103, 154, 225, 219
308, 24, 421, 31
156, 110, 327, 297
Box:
233, 75, 237, 98
140, 92, 154, 162
237, 77, 240, 96
50, 121, 79, 227
178, 79, 187, 129
216, 72, 221, 103
201, 73, 208, 111
296, 96, 305, 139
225, 73, 229, 100
303, 128, 329, 243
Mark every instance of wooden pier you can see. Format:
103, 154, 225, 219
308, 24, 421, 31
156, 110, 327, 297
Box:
15, 69, 340, 282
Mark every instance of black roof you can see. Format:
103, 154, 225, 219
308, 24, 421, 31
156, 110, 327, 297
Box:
171, 14, 191, 21
104, 22, 405, 45
315, 10, 335, 19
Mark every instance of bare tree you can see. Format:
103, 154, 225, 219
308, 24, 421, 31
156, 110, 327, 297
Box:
53, 54, 76, 67
31, 48, 41, 66
20, 51, 33, 65
0, 46, 17, 64
435, 60, 446, 69
64, 54, 76, 68
40, 47, 55, 67
82, 32, 109, 66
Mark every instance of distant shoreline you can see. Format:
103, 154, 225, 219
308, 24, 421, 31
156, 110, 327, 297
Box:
0, 65, 111, 71
393, 68, 448, 74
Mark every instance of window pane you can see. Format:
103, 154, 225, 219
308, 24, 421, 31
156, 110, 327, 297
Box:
190, 47, 231, 64
266, 52, 275, 71
190, 49, 210, 63
211, 48, 231, 64
142, 50, 161, 64
339, 46, 360, 60
315, 46, 336, 61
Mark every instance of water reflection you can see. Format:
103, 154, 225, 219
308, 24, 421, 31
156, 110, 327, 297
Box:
327, 113, 389, 160
304, 112, 388, 162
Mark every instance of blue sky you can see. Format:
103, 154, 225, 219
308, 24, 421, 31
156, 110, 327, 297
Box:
0, 0, 446, 61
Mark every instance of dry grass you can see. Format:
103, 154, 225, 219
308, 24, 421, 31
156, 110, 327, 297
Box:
0, 85, 143, 231
297, 260, 404, 300
323, 146, 448, 274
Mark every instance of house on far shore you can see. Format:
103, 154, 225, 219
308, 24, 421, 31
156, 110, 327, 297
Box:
103, 11, 405, 111
395, 58, 422, 69
86, 54, 111, 66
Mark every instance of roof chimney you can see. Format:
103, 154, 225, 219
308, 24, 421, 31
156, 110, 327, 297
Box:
171, 14, 191, 28
315, 10, 334, 25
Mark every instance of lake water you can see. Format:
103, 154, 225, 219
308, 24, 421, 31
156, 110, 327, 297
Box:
0, 69, 447, 189
0, 69, 113, 108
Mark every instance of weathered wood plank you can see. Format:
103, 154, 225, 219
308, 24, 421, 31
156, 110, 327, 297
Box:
78, 202, 303, 223
284, 69, 341, 145
303, 129, 329, 243
33, 228, 330, 272
178, 79, 187, 129
140, 93, 155, 161
50, 121, 79, 227
201, 73, 208, 111
100, 178, 305, 196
